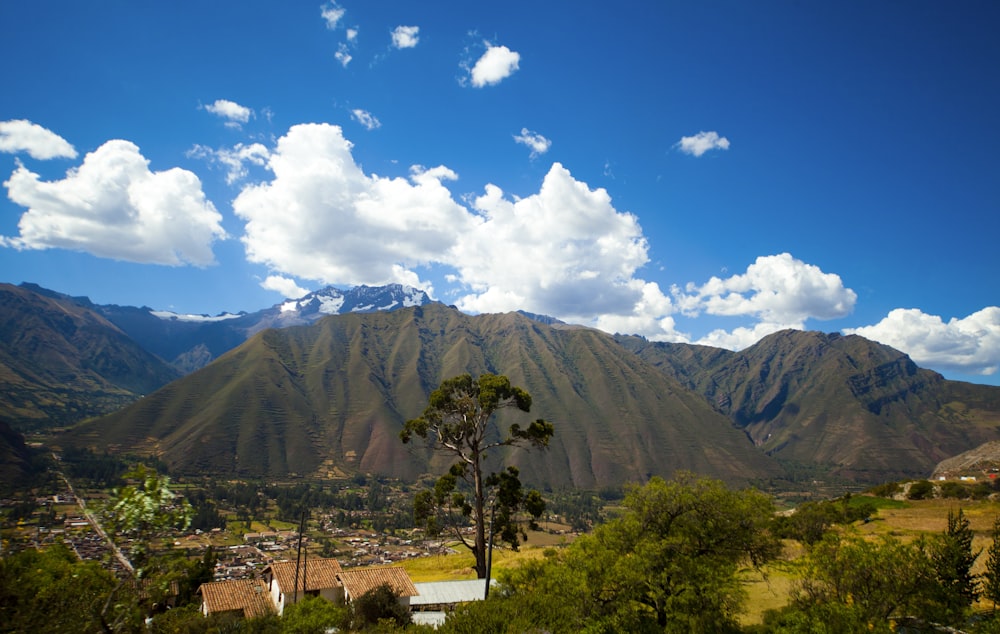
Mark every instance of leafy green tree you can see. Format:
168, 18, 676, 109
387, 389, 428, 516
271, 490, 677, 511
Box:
926, 508, 980, 625
108, 464, 193, 574
0, 541, 119, 633
401, 373, 554, 578
349, 583, 411, 630
984, 516, 1000, 611
281, 595, 348, 634
794, 532, 933, 625
488, 474, 780, 633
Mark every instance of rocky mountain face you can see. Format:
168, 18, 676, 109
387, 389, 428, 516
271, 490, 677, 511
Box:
6, 282, 1000, 489
619, 331, 1000, 482
0, 283, 180, 430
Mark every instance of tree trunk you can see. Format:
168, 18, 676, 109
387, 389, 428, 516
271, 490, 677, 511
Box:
473, 454, 488, 578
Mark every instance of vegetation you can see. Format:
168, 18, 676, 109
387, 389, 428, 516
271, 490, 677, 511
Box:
440, 474, 780, 633
401, 373, 553, 578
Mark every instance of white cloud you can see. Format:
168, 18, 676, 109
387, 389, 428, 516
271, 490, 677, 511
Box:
335, 44, 353, 67
696, 321, 801, 351
451, 163, 662, 326
391, 25, 419, 49
351, 109, 381, 131
232, 123, 474, 290
513, 128, 551, 158
468, 44, 520, 87
321, 2, 345, 29
261, 274, 310, 299
188, 142, 270, 185
2, 140, 226, 265
346, 28, 358, 42
0, 119, 77, 160
677, 130, 730, 157
203, 99, 253, 128
675, 253, 857, 324
845, 307, 1000, 376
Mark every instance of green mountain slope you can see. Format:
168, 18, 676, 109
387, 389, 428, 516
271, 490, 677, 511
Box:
620, 330, 1000, 481
63, 305, 782, 488
0, 283, 181, 431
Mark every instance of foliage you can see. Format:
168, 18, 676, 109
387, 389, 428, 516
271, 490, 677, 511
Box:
924, 508, 980, 625
773, 494, 877, 544
0, 541, 120, 633
908, 479, 935, 500
281, 595, 348, 633
107, 464, 193, 574
401, 373, 554, 578
458, 473, 780, 633
985, 516, 1000, 610
348, 583, 411, 630
792, 532, 934, 624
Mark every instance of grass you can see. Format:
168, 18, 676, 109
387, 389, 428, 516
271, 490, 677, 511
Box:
399, 529, 572, 582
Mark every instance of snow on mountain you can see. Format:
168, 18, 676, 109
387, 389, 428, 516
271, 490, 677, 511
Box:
151, 310, 245, 323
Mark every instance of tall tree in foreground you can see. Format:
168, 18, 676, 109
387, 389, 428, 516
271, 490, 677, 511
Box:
927, 507, 980, 625
401, 373, 553, 578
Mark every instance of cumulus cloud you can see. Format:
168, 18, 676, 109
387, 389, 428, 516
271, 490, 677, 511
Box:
188, 142, 270, 185
321, 2, 345, 29
677, 130, 730, 157
346, 28, 358, 42
675, 253, 857, 325
513, 128, 551, 158
261, 274, 310, 299
845, 307, 1000, 376
468, 44, 520, 87
351, 109, 381, 131
0, 119, 77, 160
232, 123, 474, 290
2, 140, 226, 265
451, 163, 660, 325
391, 25, 419, 49
203, 99, 253, 128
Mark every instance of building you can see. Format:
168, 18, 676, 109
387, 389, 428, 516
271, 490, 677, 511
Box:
339, 566, 419, 608
199, 578, 275, 619
264, 557, 345, 615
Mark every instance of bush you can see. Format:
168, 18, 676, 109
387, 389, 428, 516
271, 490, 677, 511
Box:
350, 583, 410, 630
908, 480, 935, 500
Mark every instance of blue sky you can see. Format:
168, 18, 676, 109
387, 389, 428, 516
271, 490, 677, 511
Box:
1, 1, 998, 384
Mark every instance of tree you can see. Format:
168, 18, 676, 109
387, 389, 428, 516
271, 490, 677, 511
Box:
487, 474, 781, 633
984, 516, 1000, 611
349, 583, 411, 630
926, 508, 980, 625
793, 532, 933, 625
400, 373, 554, 578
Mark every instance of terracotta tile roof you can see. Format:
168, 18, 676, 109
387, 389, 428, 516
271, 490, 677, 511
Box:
339, 566, 418, 600
268, 557, 344, 594
199, 579, 275, 618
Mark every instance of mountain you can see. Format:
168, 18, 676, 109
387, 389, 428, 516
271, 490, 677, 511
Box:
0, 419, 36, 491
60, 304, 783, 489
84, 283, 436, 373
0, 283, 181, 431
618, 330, 1000, 482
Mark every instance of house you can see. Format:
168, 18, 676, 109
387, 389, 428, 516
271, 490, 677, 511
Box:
199, 578, 275, 619
198, 558, 420, 621
263, 557, 345, 615
339, 566, 419, 608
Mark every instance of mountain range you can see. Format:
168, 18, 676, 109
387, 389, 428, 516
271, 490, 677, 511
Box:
3, 282, 1000, 490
